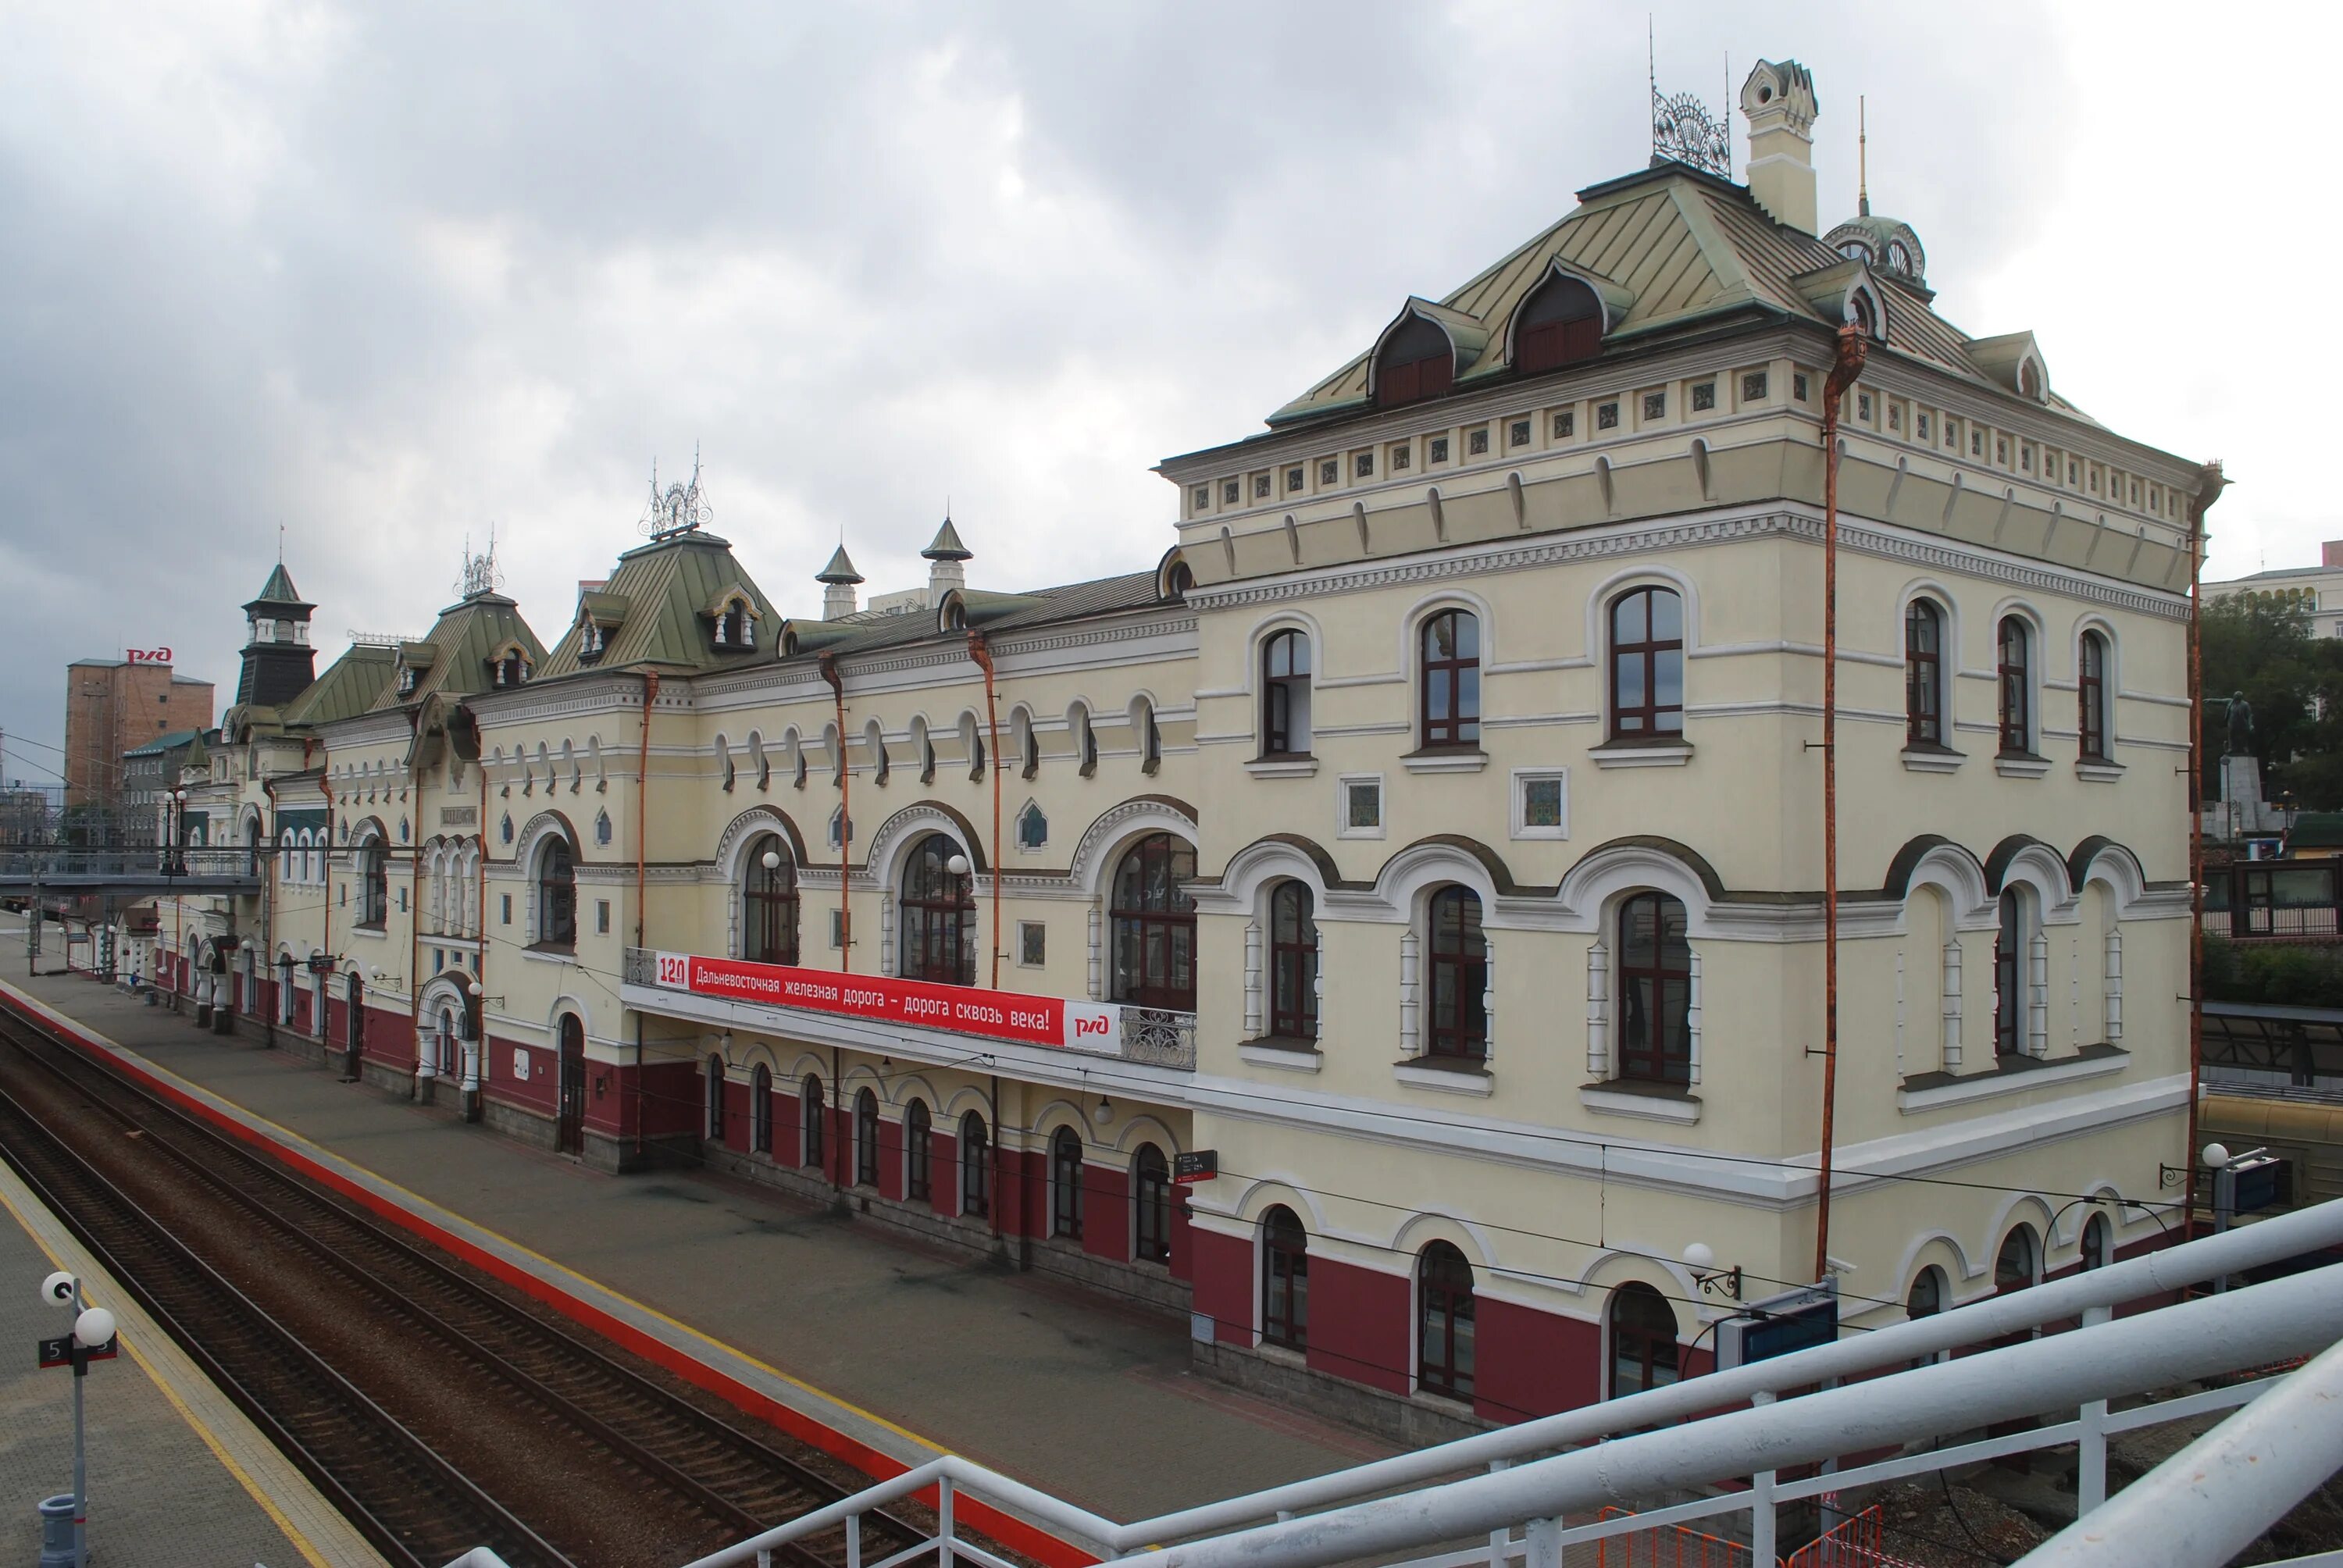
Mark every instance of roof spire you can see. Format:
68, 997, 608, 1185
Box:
1857, 94, 1869, 217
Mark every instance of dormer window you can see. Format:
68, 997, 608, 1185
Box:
1374, 314, 1455, 408
395, 664, 419, 697
1514, 269, 1603, 373
578, 621, 605, 662
492, 648, 530, 687
711, 597, 757, 650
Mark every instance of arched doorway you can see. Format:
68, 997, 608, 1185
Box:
555, 1015, 587, 1156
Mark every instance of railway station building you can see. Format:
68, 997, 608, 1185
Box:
136, 59, 2221, 1441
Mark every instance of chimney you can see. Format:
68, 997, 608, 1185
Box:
2324, 541, 2343, 570
921, 516, 972, 603
815, 543, 863, 621
1740, 59, 1819, 235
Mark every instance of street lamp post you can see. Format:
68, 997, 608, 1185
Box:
37, 1269, 119, 1568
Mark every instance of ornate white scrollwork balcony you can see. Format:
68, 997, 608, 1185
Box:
1120, 1007, 1197, 1070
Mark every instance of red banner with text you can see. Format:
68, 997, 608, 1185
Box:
652, 952, 1122, 1051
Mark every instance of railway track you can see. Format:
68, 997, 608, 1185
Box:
0, 1007, 934, 1568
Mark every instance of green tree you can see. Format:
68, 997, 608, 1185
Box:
2201, 594, 2343, 807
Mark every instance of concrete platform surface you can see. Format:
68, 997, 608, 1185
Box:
0, 1121, 388, 1568
2, 965, 1387, 1534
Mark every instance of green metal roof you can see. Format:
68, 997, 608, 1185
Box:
538, 532, 783, 679
373, 592, 549, 711
243, 562, 313, 611
124, 729, 205, 757
280, 644, 397, 729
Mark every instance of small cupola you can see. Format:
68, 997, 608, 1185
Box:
816, 543, 864, 622
922, 516, 972, 603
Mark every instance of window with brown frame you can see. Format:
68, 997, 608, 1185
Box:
1050, 1125, 1084, 1239
1905, 600, 1945, 746
1617, 891, 1692, 1085
1514, 273, 1602, 373
854, 1089, 879, 1188
1426, 886, 1488, 1060
1608, 1283, 1681, 1399
1608, 587, 1685, 739
2078, 631, 2109, 761
1268, 881, 1319, 1041
1994, 888, 2027, 1058
751, 1065, 772, 1155
1262, 629, 1311, 755
1419, 610, 1481, 749
357, 838, 389, 928
1417, 1242, 1476, 1399
537, 839, 576, 947
1261, 1206, 1309, 1349
1111, 833, 1197, 1010
741, 835, 797, 964
1133, 1144, 1172, 1263
904, 1099, 932, 1202
801, 1075, 826, 1170
900, 835, 975, 985
959, 1110, 990, 1217
1997, 617, 2032, 754
1375, 315, 1455, 408
705, 1055, 726, 1142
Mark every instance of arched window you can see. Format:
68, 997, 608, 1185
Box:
495, 649, 530, 687
1262, 630, 1311, 756
1261, 1206, 1308, 1350
705, 1056, 726, 1142
1609, 587, 1685, 739
1419, 611, 1481, 750
904, 1099, 932, 1202
717, 600, 754, 650
279, 831, 294, 882
357, 836, 388, 928
1375, 313, 1455, 408
346, 972, 365, 1053
801, 1076, 826, 1171
1905, 600, 1945, 746
751, 1065, 772, 1155
1995, 1224, 2041, 1294
1608, 1283, 1680, 1399
1907, 1266, 1947, 1320
1417, 1242, 1476, 1400
900, 836, 975, 985
1111, 833, 1197, 1010
1133, 1144, 1172, 1264
1514, 271, 1603, 373
742, 835, 798, 965
278, 955, 296, 1024
433, 1007, 457, 1076
960, 1111, 990, 1217
2081, 1212, 2113, 1270
1995, 887, 2031, 1059
536, 838, 576, 947
854, 1089, 880, 1188
1050, 1125, 1085, 1240
1617, 892, 1692, 1085
1070, 704, 1097, 777
1268, 882, 1319, 1041
1426, 886, 1487, 1060
1997, 616, 2032, 754
2078, 631, 2109, 761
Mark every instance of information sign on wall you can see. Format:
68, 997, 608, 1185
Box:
651, 952, 1122, 1052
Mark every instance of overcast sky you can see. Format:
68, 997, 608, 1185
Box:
1, 1, 2329, 779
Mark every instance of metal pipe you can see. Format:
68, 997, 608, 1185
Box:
819, 655, 851, 972
260, 774, 276, 1043
1813, 319, 1869, 1284
637, 669, 660, 1162
966, 632, 1004, 989
2016, 1333, 2343, 1566
2184, 463, 2225, 1239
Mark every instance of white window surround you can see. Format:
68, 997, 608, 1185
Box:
1589, 739, 1693, 769
1902, 747, 1965, 775
1239, 1041, 1321, 1073
1395, 1060, 1492, 1096
1336, 774, 1385, 839
1246, 757, 1319, 779
1509, 768, 1569, 840
1403, 750, 1487, 774
1579, 1085, 1701, 1124
1896, 1046, 2127, 1113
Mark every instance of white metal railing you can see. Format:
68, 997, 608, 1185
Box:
655, 1199, 2343, 1568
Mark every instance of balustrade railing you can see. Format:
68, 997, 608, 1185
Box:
1120, 1007, 1198, 1069
0, 845, 262, 883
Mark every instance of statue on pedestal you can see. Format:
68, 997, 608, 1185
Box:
2227, 692, 2254, 757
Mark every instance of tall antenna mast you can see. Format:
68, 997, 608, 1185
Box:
1858, 94, 1870, 217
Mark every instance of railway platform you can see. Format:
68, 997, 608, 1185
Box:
0, 1121, 387, 1568
0, 965, 1385, 1538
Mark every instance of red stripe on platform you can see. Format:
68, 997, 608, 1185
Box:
0, 985, 1095, 1568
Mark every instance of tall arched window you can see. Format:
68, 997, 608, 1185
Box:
960, 1111, 990, 1217
2078, 631, 2109, 761
1427, 886, 1487, 1060
1907, 1266, 1946, 1320
1905, 600, 1945, 746
1133, 1144, 1172, 1263
904, 1099, 932, 1202
1261, 1206, 1309, 1350
1268, 882, 1319, 1041
751, 1065, 772, 1155
1997, 616, 2032, 754
1261, 630, 1311, 756
705, 1055, 726, 1142
278, 955, 296, 1024
1375, 313, 1455, 408
900, 835, 975, 985
1419, 611, 1481, 750
801, 1075, 826, 1171
1995, 887, 2030, 1059
854, 1089, 880, 1188
1111, 834, 1197, 1011
1617, 892, 1692, 1085
1514, 271, 1603, 372
437, 1007, 460, 1077
742, 836, 798, 965
1417, 1242, 1476, 1400
1608, 1284, 1681, 1399
537, 839, 576, 947
1995, 1225, 2041, 1295
1050, 1125, 1085, 1239
1609, 587, 1685, 739
2081, 1212, 2113, 1270
357, 836, 388, 928
279, 830, 295, 882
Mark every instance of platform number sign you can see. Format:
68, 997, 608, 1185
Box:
37, 1335, 116, 1370
655, 953, 691, 988
1173, 1150, 1218, 1185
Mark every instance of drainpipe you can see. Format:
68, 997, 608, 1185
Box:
321, 772, 337, 1049
2184, 462, 2227, 1241
819, 654, 851, 972
1813, 319, 1869, 1287
637, 670, 659, 1164
830, 1045, 845, 1208
261, 775, 277, 1045
967, 631, 1004, 989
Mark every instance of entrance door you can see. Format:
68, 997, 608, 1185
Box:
556, 1015, 586, 1156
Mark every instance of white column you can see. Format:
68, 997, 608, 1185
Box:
1686, 947, 1703, 1086
415, 1025, 437, 1084
2104, 929, 2124, 1044
1480, 935, 1496, 1065
1086, 901, 1104, 1001
1893, 950, 1906, 1078
879, 893, 896, 978
1243, 919, 1263, 1039
1586, 939, 1611, 1081
2028, 929, 2050, 1058
1399, 930, 1421, 1057
1942, 939, 1963, 1073
461, 1033, 480, 1095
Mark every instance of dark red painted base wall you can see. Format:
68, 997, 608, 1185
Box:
1474, 1295, 1602, 1422
1305, 1256, 1410, 1395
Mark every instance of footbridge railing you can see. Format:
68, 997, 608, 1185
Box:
0, 845, 262, 893
665, 1199, 2343, 1568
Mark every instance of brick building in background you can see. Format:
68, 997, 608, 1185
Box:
62, 656, 215, 821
